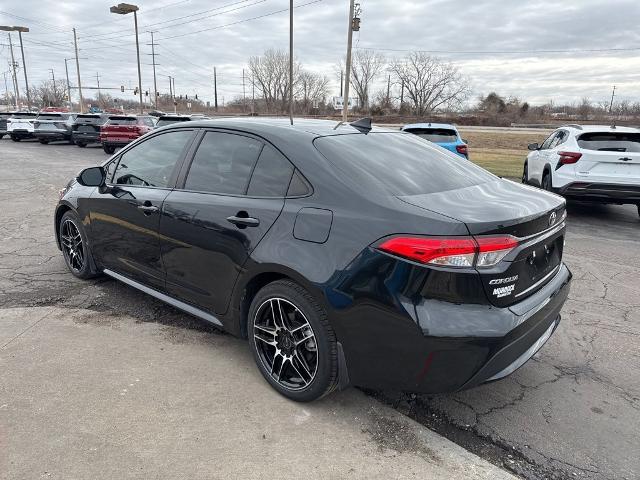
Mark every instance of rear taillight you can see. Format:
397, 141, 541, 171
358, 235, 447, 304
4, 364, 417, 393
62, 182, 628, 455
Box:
456, 144, 468, 156
557, 151, 582, 167
378, 235, 519, 268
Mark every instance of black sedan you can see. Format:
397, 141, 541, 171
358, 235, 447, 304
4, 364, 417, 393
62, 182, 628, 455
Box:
55, 118, 571, 402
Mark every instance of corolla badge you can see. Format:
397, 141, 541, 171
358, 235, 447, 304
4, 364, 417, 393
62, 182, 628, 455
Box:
548, 211, 557, 227
490, 275, 518, 298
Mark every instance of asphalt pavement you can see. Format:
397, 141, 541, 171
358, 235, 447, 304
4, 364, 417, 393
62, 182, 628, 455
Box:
1, 137, 638, 480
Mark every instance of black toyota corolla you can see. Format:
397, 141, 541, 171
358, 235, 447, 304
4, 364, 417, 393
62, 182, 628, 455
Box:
55, 118, 571, 402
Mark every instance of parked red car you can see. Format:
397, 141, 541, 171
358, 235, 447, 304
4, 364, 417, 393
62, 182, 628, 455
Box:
99, 115, 155, 154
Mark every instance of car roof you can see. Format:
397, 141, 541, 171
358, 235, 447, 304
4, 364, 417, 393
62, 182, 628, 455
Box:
560, 124, 640, 134
161, 117, 398, 138
402, 122, 458, 131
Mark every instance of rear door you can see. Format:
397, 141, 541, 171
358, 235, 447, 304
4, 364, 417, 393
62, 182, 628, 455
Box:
159, 130, 294, 315
88, 129, 196, 290
575, 131, 640, 184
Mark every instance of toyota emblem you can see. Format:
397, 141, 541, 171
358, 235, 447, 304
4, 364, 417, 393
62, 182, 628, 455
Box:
549, 212, 557, 226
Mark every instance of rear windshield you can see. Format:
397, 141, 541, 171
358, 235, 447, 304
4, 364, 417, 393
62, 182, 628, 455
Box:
139, 117, 156, 127
404, 128, 458, 143
37, 114, 69, 120
75, 115, 104, 124
577, 132, 640, 152
314, 133, 495, 196
11, 112, 38, 118
107, 117, 136, 125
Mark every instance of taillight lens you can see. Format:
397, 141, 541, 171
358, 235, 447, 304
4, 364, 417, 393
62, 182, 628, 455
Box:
456, 144, 468, 156
557, 151, 582, 166
378, 235, 519, 268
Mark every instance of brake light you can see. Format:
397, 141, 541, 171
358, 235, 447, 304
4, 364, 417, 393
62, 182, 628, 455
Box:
456, 144, 468, 155
557, 151, 582, 166
378, 235, 519, 268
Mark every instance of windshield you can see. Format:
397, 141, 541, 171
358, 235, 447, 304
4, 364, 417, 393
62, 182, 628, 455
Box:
403, 128, 458, 143
11, 112, 38, 118
577, 132, 640, 152
156, 118, 190, 127
314, 132, 495, 196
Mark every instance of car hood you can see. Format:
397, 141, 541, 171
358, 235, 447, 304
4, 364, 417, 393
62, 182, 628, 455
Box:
397, 179, 565, 237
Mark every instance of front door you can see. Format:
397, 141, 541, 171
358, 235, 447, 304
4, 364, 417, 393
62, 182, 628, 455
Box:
159, 131, 295, 315
88, 129, 196, 290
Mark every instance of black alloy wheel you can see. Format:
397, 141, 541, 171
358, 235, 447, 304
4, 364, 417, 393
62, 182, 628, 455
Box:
77, 142, 87, 148
59, 211, 97, 279
249, 280, 338, 402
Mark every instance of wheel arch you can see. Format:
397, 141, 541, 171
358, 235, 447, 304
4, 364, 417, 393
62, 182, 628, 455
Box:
232, 264, 325, 340
54, 203, 74, 250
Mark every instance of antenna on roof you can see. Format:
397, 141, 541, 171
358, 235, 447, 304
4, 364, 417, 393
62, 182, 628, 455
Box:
350, 117, 372, 134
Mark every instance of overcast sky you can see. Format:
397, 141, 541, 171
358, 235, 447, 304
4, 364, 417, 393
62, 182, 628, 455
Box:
2, 0, 640, 108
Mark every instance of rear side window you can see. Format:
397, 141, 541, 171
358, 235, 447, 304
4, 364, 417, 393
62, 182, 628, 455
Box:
247, 145, 294, 197
314, 133, 495, 196
185, 132, 263, 195
404, 128, 458, 143
139, 117, 155, 127
577, 132, 640, 152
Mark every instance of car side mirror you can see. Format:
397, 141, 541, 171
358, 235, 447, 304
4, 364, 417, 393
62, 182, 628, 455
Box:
527, 143, 539, 151
462, 138, 469, 145
77, 166, 106, 187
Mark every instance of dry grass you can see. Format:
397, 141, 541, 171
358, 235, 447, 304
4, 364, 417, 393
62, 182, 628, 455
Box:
459, 129, 549, 179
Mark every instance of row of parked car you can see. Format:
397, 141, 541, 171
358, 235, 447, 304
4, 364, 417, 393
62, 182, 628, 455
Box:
0, 111, 204, 153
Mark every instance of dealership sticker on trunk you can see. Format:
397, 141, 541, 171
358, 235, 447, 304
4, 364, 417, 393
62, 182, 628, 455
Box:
490, 275, 518, 298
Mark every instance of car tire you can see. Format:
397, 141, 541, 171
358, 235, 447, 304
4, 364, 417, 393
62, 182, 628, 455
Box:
103, 144, 116, 154
39, 139, 49, 144
10, 135, 20, 142
76, 142, 87, 148
248, 279, 338, 402
637, 205, 640, 218
541, 171, 552, 191
0, 134, 4, 139
522, 162, 529, 184
59, 210, 99, 280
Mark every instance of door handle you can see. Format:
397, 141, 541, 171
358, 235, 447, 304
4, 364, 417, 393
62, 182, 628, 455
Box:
137, 202, 159, 215
227, 214, 260, 228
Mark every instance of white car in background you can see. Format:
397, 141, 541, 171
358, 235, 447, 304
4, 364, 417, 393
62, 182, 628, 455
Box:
523, 124, 640, 217
7, 112, 38, 141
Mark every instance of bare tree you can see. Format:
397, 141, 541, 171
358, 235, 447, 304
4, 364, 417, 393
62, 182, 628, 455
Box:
338, 50, 385, 112
389, 53, 469, 116
33, 79, 68, 108
248, 49, 300, 113
298, 71, 329, 114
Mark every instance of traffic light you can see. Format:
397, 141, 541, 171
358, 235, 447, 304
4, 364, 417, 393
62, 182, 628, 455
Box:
120, 85, 125, 92
179, 95, 182, 100
133, 87, 138, 95
145, 90, 149, 96
195, 94, 198, 100
185, 95, 188, 100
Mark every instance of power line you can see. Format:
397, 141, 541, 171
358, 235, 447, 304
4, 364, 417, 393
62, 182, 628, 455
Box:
355, 45, 640, 55
157, 0, 323, 40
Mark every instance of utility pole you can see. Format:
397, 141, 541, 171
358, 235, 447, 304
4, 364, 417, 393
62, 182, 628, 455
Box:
341, 0, 357, 122
289, 0, 294, 125
172, 76, 176, 113
386, 74, 391, 105
73, 28, 84, 113
7, 33, 19, 109
213, 66, 218, 112
340, 70, 343, 97
242, 68, 246, 113
95, 72, 101, 107
3, 71, 9, 112
64, 59, 71, 107
609, 85, 616, 114
400, 79, 404, 105
251, 75, 255, 115
148, 31, 159, 109
48, 68, 56, 107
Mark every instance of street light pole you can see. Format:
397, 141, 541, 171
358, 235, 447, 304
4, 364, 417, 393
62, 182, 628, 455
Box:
289, 0, 294, 125
64, 58, 72, 107
17, 30, 30, 109
110, 3, 143, 114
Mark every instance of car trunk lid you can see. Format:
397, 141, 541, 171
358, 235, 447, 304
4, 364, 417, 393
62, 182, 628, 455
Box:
398, 179, 566, 307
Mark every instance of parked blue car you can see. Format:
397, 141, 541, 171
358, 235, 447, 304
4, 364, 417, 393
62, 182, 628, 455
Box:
401, 123, 468, 158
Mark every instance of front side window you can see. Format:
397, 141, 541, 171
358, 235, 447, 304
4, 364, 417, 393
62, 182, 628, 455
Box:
184, 132, 263, 195
112, 130, 193, 187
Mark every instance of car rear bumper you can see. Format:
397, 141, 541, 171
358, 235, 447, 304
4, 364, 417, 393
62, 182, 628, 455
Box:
334, 262, 571, 393
558, 182, 640, 204
35, 131, 70, 140
72, 132, 100, 143
9, 130, 34, 138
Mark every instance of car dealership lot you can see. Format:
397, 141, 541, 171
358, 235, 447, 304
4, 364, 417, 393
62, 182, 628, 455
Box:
1, 139, 638, 479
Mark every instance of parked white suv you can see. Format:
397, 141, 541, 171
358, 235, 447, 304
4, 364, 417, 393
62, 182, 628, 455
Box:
7, 112, 38, 141
523, 124, 640, 216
